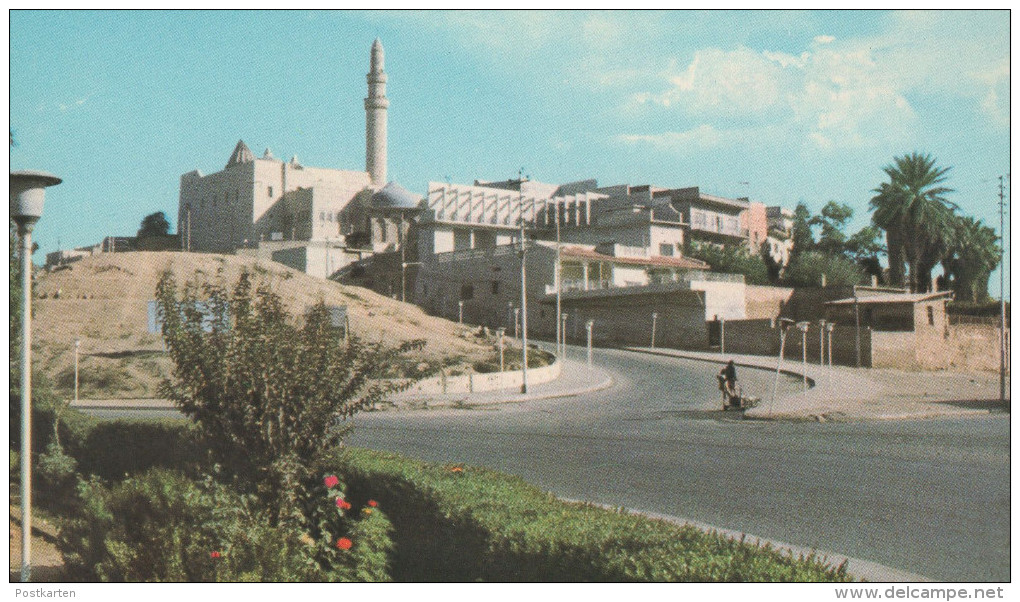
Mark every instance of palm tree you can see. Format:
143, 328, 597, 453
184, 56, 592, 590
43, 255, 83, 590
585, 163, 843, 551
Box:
943, 215, 1000, 302
870, 152, 957, 292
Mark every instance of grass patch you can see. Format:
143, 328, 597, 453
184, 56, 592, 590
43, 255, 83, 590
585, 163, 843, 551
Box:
336, 448, 854, 582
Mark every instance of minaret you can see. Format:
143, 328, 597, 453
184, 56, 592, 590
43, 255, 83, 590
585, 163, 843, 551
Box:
365, 38, 388, 187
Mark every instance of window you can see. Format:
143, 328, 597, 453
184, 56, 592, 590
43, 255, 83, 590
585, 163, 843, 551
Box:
268, 186, 274, 197
460, 284, 474, 300
927, 306, 935, 326
491, 281, 500, 295
659, 243, 674, 256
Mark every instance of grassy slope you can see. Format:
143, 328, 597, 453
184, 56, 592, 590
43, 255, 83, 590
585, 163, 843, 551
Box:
32, 251, 492, 398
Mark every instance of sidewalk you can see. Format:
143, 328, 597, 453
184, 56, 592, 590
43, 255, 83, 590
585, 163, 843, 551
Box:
625, 346, 1009, 421
389, 354, 615, 408
70, 354, 615, 412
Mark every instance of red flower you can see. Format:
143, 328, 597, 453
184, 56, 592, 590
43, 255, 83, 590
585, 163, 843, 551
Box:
336, 537, 353, 550
324, 475, 340, 488
367, 499, 379, 508
336, 498, 351, 510
210, 551, 221, 559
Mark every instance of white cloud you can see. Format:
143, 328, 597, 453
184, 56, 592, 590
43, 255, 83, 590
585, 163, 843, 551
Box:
813, 35, 835, 44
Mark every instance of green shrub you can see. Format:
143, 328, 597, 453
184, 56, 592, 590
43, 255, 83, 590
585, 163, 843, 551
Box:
155, 269, 428, 519
784, 252, 866, 288
338, 448, 853, 582
58, 467, 394, 582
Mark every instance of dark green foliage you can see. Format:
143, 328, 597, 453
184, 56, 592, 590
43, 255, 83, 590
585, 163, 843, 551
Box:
942, 215, 1000, 302
785, 252, 866, 288
155, 269, 427, 520
137, 211, 171, 238
473, 346, 554, 373
686, 242, 770, 285
870, 152, 957, 291
790, 203, 815, 260
338, 448, 853, 582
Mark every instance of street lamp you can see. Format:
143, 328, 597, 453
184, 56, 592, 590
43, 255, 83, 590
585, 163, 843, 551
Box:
650, 312, 658, 348
770, 318, 795, 417
496, 328, 505, 372
796, 321, 811, 392
818, 319, 827, 366
560, 312, 568, 359
11, 169, 62, 583
825, 322, 836, 386
518, 222, 529, 394
586, 320, 594, 367
458, 300, 464, 324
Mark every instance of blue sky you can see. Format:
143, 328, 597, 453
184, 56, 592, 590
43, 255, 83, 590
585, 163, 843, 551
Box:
9, 10, 1010, 298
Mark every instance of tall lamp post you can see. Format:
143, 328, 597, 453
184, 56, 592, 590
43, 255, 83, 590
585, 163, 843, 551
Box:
796, 321, 810, 392
11, 169, 62, 583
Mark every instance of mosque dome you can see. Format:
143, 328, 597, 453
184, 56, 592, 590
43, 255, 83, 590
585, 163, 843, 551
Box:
370, 181, 422, 210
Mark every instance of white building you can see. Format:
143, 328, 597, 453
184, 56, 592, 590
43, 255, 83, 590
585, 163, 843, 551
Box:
176, 40, 393, 277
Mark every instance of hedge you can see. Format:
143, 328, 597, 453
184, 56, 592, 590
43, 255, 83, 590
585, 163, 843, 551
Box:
337, 448, 853, 582
28, 410, 853, 582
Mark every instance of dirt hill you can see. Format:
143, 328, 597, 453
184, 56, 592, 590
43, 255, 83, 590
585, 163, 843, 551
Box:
32, 251, 492, 399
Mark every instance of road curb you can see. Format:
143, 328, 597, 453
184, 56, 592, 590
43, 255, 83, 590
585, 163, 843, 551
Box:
561, 498, 933, 583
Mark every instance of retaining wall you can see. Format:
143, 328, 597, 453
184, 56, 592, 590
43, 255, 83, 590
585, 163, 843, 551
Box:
401, 358, 562, 395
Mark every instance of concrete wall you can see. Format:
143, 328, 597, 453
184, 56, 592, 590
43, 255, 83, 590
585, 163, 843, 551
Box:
721, 319, 872, 367
693, 280, 746, 320
561, 291, 710, 350
745, 284, 794, 319
871, 331, 919, 370
401, 358, 561, 395
948, 324, 1010, 373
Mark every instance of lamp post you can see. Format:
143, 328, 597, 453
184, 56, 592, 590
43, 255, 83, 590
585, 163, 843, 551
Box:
560, 312, 568, 359
514, 307, 520, 341
796, 321, 810, 392
818, 319, 827, 366
586, 320, 594, 367
458, 300, 464, 324
11, 169, 62, 583
650, 312, 658, 348
826, 322, 836, 386
496, 328, 505, 372
770, 318, 795, 417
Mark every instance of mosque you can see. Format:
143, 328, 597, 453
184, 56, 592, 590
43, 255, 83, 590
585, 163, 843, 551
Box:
175, 39, 420, 277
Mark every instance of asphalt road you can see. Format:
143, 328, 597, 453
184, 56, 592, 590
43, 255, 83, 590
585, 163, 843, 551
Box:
346, 346, 1010, 582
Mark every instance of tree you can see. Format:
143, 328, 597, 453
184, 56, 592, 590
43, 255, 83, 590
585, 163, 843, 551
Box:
870, 152, 957, 292
138, 211, 171, 238
943, 215, 1000, 302
790, 202, 815, 260
155, 269, 428, 523
810, 201, 854, 258
784, 251, 866, 288
685, 241, 770, 285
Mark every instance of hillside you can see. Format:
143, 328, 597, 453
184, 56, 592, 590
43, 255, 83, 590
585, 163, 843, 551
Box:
32, 251, 492, 399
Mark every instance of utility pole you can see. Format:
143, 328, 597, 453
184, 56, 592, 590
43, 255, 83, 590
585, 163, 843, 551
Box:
853, 286, 862, 368
1000, 175, 1009, 405
555, 200, 562, 360
651, 312, 658, 348
519, 221, 529, 394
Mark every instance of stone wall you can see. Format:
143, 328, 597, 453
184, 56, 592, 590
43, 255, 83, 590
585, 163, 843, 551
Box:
561, 292, 710, 350
744, 284, 793, 319
720, 319, 872, 367
948, 324, 1010, 373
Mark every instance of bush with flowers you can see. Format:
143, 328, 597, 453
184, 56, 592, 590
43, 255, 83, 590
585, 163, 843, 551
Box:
56, 271, 416, 581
